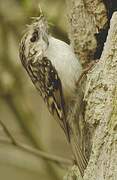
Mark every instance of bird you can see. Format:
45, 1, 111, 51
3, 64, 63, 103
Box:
19, 13, 88, 176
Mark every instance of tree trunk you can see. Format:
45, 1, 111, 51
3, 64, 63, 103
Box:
66, 0, 107, 66
65, 1, 117, 179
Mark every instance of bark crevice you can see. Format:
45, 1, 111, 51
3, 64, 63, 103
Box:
65, 0, 117, 179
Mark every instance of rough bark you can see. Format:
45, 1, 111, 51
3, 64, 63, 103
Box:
66, 0, 107, 66
65, 1, 117, 180
83, 12, 117, 180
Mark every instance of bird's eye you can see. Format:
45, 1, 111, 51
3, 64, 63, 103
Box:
30, 31, 38, 42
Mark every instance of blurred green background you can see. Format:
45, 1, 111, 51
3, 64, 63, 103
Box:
0, 0, 72, 179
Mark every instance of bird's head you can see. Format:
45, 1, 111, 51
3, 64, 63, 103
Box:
19, 13, 49, 67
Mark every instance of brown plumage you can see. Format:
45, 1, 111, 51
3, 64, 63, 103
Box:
19, 14, 88, 177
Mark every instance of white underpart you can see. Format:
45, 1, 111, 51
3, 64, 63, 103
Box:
46, 36, 82, 101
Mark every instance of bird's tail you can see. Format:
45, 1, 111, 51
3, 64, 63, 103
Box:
70, 134, 88, 177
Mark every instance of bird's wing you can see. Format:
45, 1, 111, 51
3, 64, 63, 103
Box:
26, 57, 70, 141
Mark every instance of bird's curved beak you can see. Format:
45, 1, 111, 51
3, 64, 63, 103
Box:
43, 34, 49, 47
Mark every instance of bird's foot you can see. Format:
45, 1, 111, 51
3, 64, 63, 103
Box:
76, 59, 99, 86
